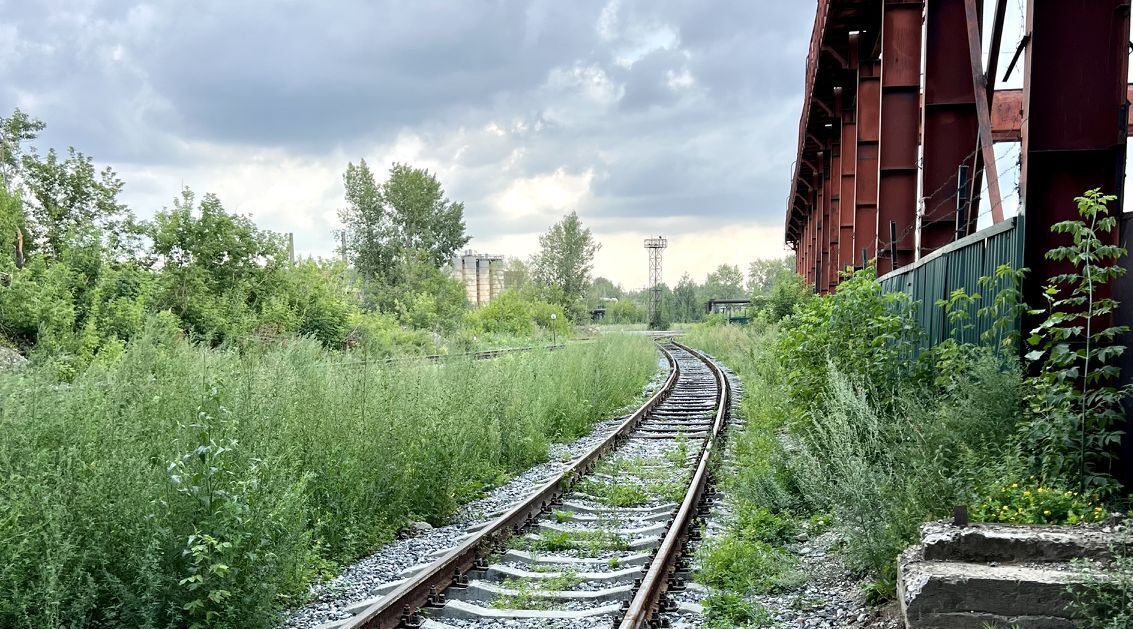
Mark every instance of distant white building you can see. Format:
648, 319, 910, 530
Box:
451, 251, 504, 306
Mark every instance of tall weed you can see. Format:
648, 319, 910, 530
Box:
0, 331, 655, 628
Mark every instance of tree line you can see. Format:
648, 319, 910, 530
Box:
0, 109, 605, 370
528, 255, 808, 326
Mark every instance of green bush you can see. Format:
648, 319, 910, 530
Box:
778, 267, 919, 421
972, 481, 1106, 525
465, 290, 537, 336
0, 255, 76, 352
789, 349, 1026, 577
605, 298, 643, 324
462, 289, 568, 338
696, 536, 801, 594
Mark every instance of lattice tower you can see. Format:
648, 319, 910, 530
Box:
644, 236, 667, 329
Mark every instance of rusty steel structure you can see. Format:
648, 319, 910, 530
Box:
786, 0, 1130, 300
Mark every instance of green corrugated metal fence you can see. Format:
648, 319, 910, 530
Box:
879, 216, 1025, 351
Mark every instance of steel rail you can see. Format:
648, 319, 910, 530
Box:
342, 343, 682, 629
617, 342, 730, 629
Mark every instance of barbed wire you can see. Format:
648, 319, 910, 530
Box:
804, 140, 1022, 273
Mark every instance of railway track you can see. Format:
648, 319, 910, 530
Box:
324, 341, 729, 629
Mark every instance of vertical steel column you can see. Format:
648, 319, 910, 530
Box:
876, 0, 923, 274
800, 214, 809, 284
1021, 0, 1130, 305
1023, 0, 1132, 487
855, 43, 881, 267
838, 83, 858, 274
816, 156, 827, 290
806, 188, 817, 286
810, 176, 820, 286
822, 143, 837, 292
828, 112, 843, 290
920, 0, 980, 255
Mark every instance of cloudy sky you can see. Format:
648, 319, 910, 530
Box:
2, 1, 816, 288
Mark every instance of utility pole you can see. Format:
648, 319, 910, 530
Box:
644, 236, 667, 330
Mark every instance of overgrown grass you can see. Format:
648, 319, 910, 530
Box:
684, 317, 1043, 600
0, 330, 656, 628
702, 590, 775, 628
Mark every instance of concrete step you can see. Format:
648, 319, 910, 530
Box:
899, 557, 1092, 629
921, 520, 1122, 563
897, 521, 1124, 629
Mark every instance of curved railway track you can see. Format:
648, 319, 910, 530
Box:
328, 341, 729, 629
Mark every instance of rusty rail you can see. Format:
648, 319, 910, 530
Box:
342, 343, 682, 629
617, 342, 730, 629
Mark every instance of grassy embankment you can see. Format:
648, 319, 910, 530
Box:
681, 266, 1119, 626
0, 331, 657, 628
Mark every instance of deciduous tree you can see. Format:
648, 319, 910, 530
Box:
532, 211, 600, 319
703, 264, 746, 300
337, 160, 470, 281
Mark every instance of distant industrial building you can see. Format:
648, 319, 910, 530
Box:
451, 251, 504, 307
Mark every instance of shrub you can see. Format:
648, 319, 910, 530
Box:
696, 536, 801, 594
1021, 189, 1130, 493
790, 350, 1025, 578
777, 268, 920, 421
971, 481, 1106, 525
605, 298, 643, 324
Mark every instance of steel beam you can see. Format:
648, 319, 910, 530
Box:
992, 86, 1133, 142
838, 85, 858, 277
855, 35, 881, 267
1022, 0, 1131, 483
829, 92, 847, 289
876, 0, 923, 274
963, 0, 1004, 225
920, 0, 980, 255
1021, 0, 1130, 319
984, 0, 1008, 105
801, 213, 810, 284
827, 131, 841, 291
816, 154, 827, 290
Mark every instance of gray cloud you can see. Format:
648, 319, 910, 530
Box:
1, 0, 813, 282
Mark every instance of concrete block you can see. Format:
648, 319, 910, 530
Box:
921, 520, 1120, 564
